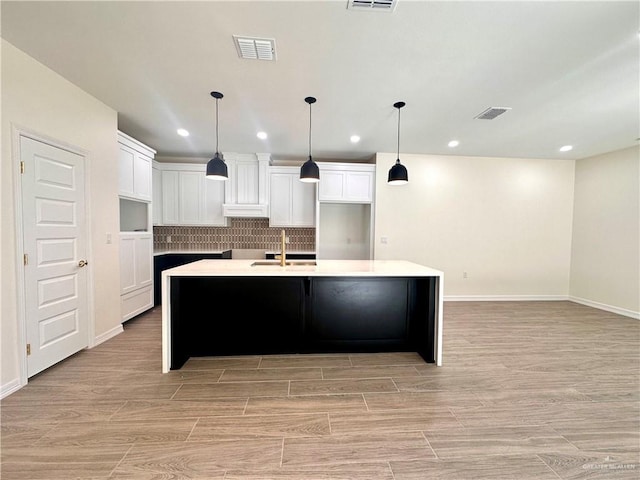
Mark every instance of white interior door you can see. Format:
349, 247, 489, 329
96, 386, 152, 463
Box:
20, 136, 89, 377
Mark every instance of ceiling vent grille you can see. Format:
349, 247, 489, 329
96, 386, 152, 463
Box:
474, 107, 512, 120
347, 0, 398, 12
233, 36, 276, 61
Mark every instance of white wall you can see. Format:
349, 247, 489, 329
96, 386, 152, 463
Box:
569, 146, 640, 317
1, 40, 121, 395
374, 153, 575, 299
318, 203, 371, 260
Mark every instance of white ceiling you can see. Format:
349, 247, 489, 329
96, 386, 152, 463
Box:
2, 1, 638, 162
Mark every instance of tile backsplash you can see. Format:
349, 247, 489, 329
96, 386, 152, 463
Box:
154, 218, 315, 252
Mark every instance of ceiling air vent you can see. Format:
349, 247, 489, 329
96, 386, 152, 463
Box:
347, 0, 398, 12
474, 107, 512, 120
233, 36, 276, 61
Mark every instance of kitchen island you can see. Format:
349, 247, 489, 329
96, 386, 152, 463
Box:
161, 259, 443, 372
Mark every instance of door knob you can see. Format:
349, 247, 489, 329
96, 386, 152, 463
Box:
78, 259, 88, 267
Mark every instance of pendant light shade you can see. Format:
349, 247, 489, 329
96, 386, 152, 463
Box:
206, 152, 227, 179
206, 91, 228, 181
388, 160, 408, 184
300, 156, 320, 181
300, 96, 320, 183
388, 101, 408, 185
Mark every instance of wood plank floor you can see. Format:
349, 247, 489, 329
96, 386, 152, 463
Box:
2, 301, 639, 479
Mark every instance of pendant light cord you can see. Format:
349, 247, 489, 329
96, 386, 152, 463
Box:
396, 105, 401, 160
215, 97, 219, 154
308, 101, 312, 158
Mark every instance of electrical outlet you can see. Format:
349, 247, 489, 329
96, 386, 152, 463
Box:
167, 235, 172, 243
381, 236, 388, 244
106, 233, 112, 244
463, 271, 468, 279
285, 236, 290, 244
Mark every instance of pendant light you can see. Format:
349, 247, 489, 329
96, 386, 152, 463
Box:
388, 101, 408, 185
206, 91, 228, 180
300, 96, 320, 183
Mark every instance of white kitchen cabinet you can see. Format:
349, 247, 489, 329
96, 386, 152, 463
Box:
119, 232, 153, 321
179, 171, 202, 224
203, 175, 227, 225
269, 166, 316, 227
222, 153, 270, 217
161, 170, 179, 224
318, 162, 375, 203
118, 131, 155, 202
152, 162, 162, 225
160, 164, 227, 226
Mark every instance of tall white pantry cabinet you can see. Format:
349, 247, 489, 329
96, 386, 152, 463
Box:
118, 131, 155, 322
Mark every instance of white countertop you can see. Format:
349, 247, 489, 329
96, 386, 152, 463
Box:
162, 259, 444, 278
154, 249, 228, 256
153, 250, 315, 256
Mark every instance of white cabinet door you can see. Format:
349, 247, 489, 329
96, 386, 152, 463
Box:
269, 167, 315, 227
120, 232, 153, 321
118, 144, 136, 199
179, 171, 202, 225
318, 163, 375, 203
203, 177, 226, 225
344, 171, 373, 202
118, 132, 155, 202
135, 234, 153, 288
318, 171, 345, 201
161, 170, 179, 224
152, 165, 162, 225
269, 173, 292, 226
120, 234, 138, 295
120, 233, 153, 293
134, 153, 152, 201
291, 178, 315, 226
160, 165, 227, 226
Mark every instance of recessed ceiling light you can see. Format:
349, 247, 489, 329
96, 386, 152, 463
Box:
257, 131, 268, 140
448, 140, 459, 148
559, 145, 573, 152
350, 135, 361, 143
177, 128, 189, 137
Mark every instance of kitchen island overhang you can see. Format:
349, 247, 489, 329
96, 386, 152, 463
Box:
161, 259, 444, 373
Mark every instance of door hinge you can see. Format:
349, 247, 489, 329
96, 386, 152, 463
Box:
20, 161, 25, 174
23, 253, 28, 266
26, 344, 31, 356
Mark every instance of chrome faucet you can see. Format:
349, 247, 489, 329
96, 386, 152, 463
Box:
275, 229, 287, 266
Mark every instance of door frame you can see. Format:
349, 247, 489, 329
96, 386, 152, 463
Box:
12, 124, 96, 386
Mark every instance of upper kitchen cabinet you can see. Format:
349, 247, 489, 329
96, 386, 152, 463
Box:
152, 161, 162, 225
317, 162, 375, 203
222, 153, 270, 217
118, 131, 156, 202
269, 166, 316, 227
160, 163, 227, 226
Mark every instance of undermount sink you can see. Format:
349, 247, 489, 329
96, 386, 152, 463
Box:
251, 260, 317, 267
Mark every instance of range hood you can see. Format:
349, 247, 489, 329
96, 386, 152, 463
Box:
222, 153, 270, 217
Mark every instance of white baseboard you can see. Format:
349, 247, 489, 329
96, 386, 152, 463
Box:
444, 295, 569, 302
569, 296, 640, 320
1, 377, 23, 399
92, 324, 124, 348
443, 294, 639, 320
